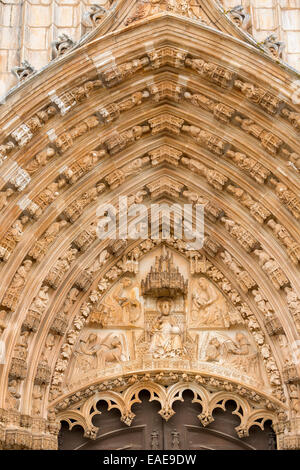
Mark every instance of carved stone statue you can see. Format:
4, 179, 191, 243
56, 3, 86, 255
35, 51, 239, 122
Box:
94, 277, 141, 325
29, 220, 68, 261
149, 298, 185, 359
262, 34, 285, 59
0, 219, 24, 261
45, 249, 78, 289
227, 5, 250, 30
52, 34, 75, 58
0, 188, 14, 212
12, 60, 35, 81
73, 333, 126, 375
2, 260, 32, 310
191, 277, 228, 327
6, 380, 21, 410
84, 4, 108, 27
203, 332, 261, 380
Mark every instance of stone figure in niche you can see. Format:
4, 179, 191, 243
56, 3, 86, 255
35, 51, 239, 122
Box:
14, 330, 30, 360
149, 298, 185, 359
73, 333, 126, 374
2, 259, 32, 310
191, 277, 228, 327
100, 277, 141, 325
6, 379, 21, 410
32, 384, 43, 415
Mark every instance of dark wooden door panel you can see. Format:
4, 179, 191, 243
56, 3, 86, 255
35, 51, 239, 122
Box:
75, 426, 147, 450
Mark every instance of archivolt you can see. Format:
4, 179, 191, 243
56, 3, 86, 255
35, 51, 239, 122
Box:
0, 13, 299, 450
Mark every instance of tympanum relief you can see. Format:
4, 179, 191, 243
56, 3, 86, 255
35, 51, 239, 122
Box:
66, 246, 267, 391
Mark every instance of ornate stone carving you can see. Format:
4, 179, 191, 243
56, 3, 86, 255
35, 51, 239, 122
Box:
73, 223, 98, 253
148, 114, 184, 135
0, 310, 7, 334
50, 81, 102, 116
221, 251, 256, 293
285, 287, 300, 331
105, 157, 149, 189
221, 217, 259, 252
84, 4, 107, 27
25, 147, 56, 175
262, 34, 285, 59
99, 90, 149, 123
107, 239, 128, 257
234, 80, 281, 115
104, 125, 150, 154
0, 188, 14, 212
44, 249, 78, 289
148, 145, 182, 166
283, 361, 300, 384
125, 0, 205, 25
22, 286, 50, 332
50, 313, 69, 337
8, 165, 31, 191
146, 176, 184, 198
63, 150, 105, 184
11, 124, 33, 147
149, 82, 182, 102
148, 47, 187, 69
182, 125, 227, 156
35, 355, 51, 385
27, 181, 64, 219
2, 260, 32, 311
6, 380, 21, 410
49, 237, 284, 401
226, 185, 271, 224
55, 116, 100, 152
254, 249, 289, 289
183, 190, 223, 222
55, 378, 280, 442
281, 108, 300, 132
101, 57, 149, 87
32, 385, 43, 416
225, 149, 270, 183
28, 220, 68, 261
90, 276, 141, 326
264, 315, 284, 336
52, 34, 75, 58
73, 333, 127, 376
267, 219, 300, 265
144, 297, 187, 360
269, 178, 300, 220
0, 219, 26, 262
191, 277, 238, 327
184, 91, 235, 123
142, 247, 188, 297
9, 331, 30, 380
181, 157, 228, 190
63, 185, 104, 223
227, 6, 250, 30
12, 61, 35, 81
185, 57, 234, 88
235, 116, 283, 155
203, 331, 262, 382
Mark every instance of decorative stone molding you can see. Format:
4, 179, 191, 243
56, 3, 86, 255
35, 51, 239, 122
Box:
55, 377, 282, 441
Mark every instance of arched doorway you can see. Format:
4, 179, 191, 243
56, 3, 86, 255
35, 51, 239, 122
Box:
58, 390, 275, 450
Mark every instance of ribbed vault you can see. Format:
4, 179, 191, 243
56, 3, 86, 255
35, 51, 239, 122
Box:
0, 10, 299, 450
